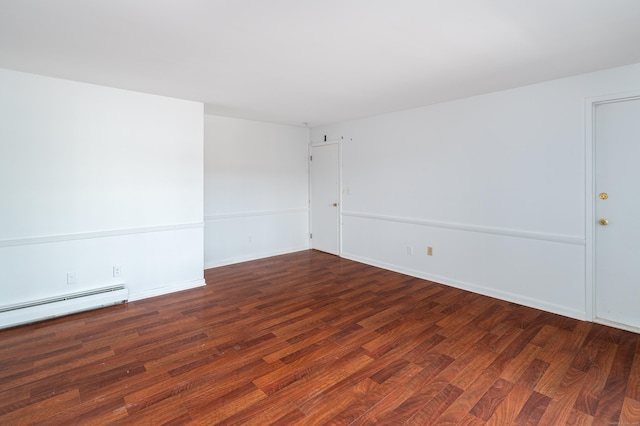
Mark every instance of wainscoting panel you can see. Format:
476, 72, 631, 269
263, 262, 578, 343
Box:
341, 214, 586, 320
204, 209, 309, 268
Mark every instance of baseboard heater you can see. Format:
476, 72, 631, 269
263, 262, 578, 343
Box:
0, 284, 128, 330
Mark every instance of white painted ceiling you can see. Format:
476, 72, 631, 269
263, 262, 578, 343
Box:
1, 1, 640, 126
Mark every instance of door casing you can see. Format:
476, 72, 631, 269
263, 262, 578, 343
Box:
585, 90, 640, 332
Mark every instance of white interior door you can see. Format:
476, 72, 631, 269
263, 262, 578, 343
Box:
310, 143, 339, 255
595, 97, 640, 330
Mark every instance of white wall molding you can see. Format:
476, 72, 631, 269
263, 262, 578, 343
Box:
128, 278, 205, 302
0, 222, 205, 248
342, 211, 585, 246
204, 208, 307, 221
342, 251, 586, 321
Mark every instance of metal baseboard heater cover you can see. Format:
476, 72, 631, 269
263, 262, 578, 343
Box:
0, 284, 128, 330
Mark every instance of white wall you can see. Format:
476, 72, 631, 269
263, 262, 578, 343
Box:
311, 62, 640, 320
204, 115, 309, 268
0, 68, 205, 317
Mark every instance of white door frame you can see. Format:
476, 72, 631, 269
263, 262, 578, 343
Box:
585, 90, 640, 325
309, 139, 342, 255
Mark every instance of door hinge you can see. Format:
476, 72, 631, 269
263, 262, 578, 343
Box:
309, 155, 313, 161
310, 233, 312, 239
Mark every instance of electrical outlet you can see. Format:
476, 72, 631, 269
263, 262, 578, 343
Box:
67, 272, 77, 285
407, 246, 413, 255
427, 247, 433, 256
113, 265, 121, 278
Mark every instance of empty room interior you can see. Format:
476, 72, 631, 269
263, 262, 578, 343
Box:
2, 1, 640, 424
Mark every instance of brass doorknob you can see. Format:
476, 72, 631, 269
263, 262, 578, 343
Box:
332, 202, 338, 207
599, 218, 609, 226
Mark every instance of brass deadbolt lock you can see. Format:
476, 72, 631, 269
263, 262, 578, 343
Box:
599, 193, 608, 200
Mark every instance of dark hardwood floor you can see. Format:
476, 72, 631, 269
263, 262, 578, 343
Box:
1, 250, 639, 425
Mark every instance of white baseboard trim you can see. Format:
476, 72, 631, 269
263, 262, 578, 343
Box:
128, 278, 206, 301
341, 252, 586, 321
594, 317, 640, 334
205, 246, 310, 269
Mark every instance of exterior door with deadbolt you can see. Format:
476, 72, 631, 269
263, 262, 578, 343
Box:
310, 143, 339, 255
595, 97, 640, 330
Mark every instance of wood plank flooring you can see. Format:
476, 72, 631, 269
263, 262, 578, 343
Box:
1, 250, 639, 425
